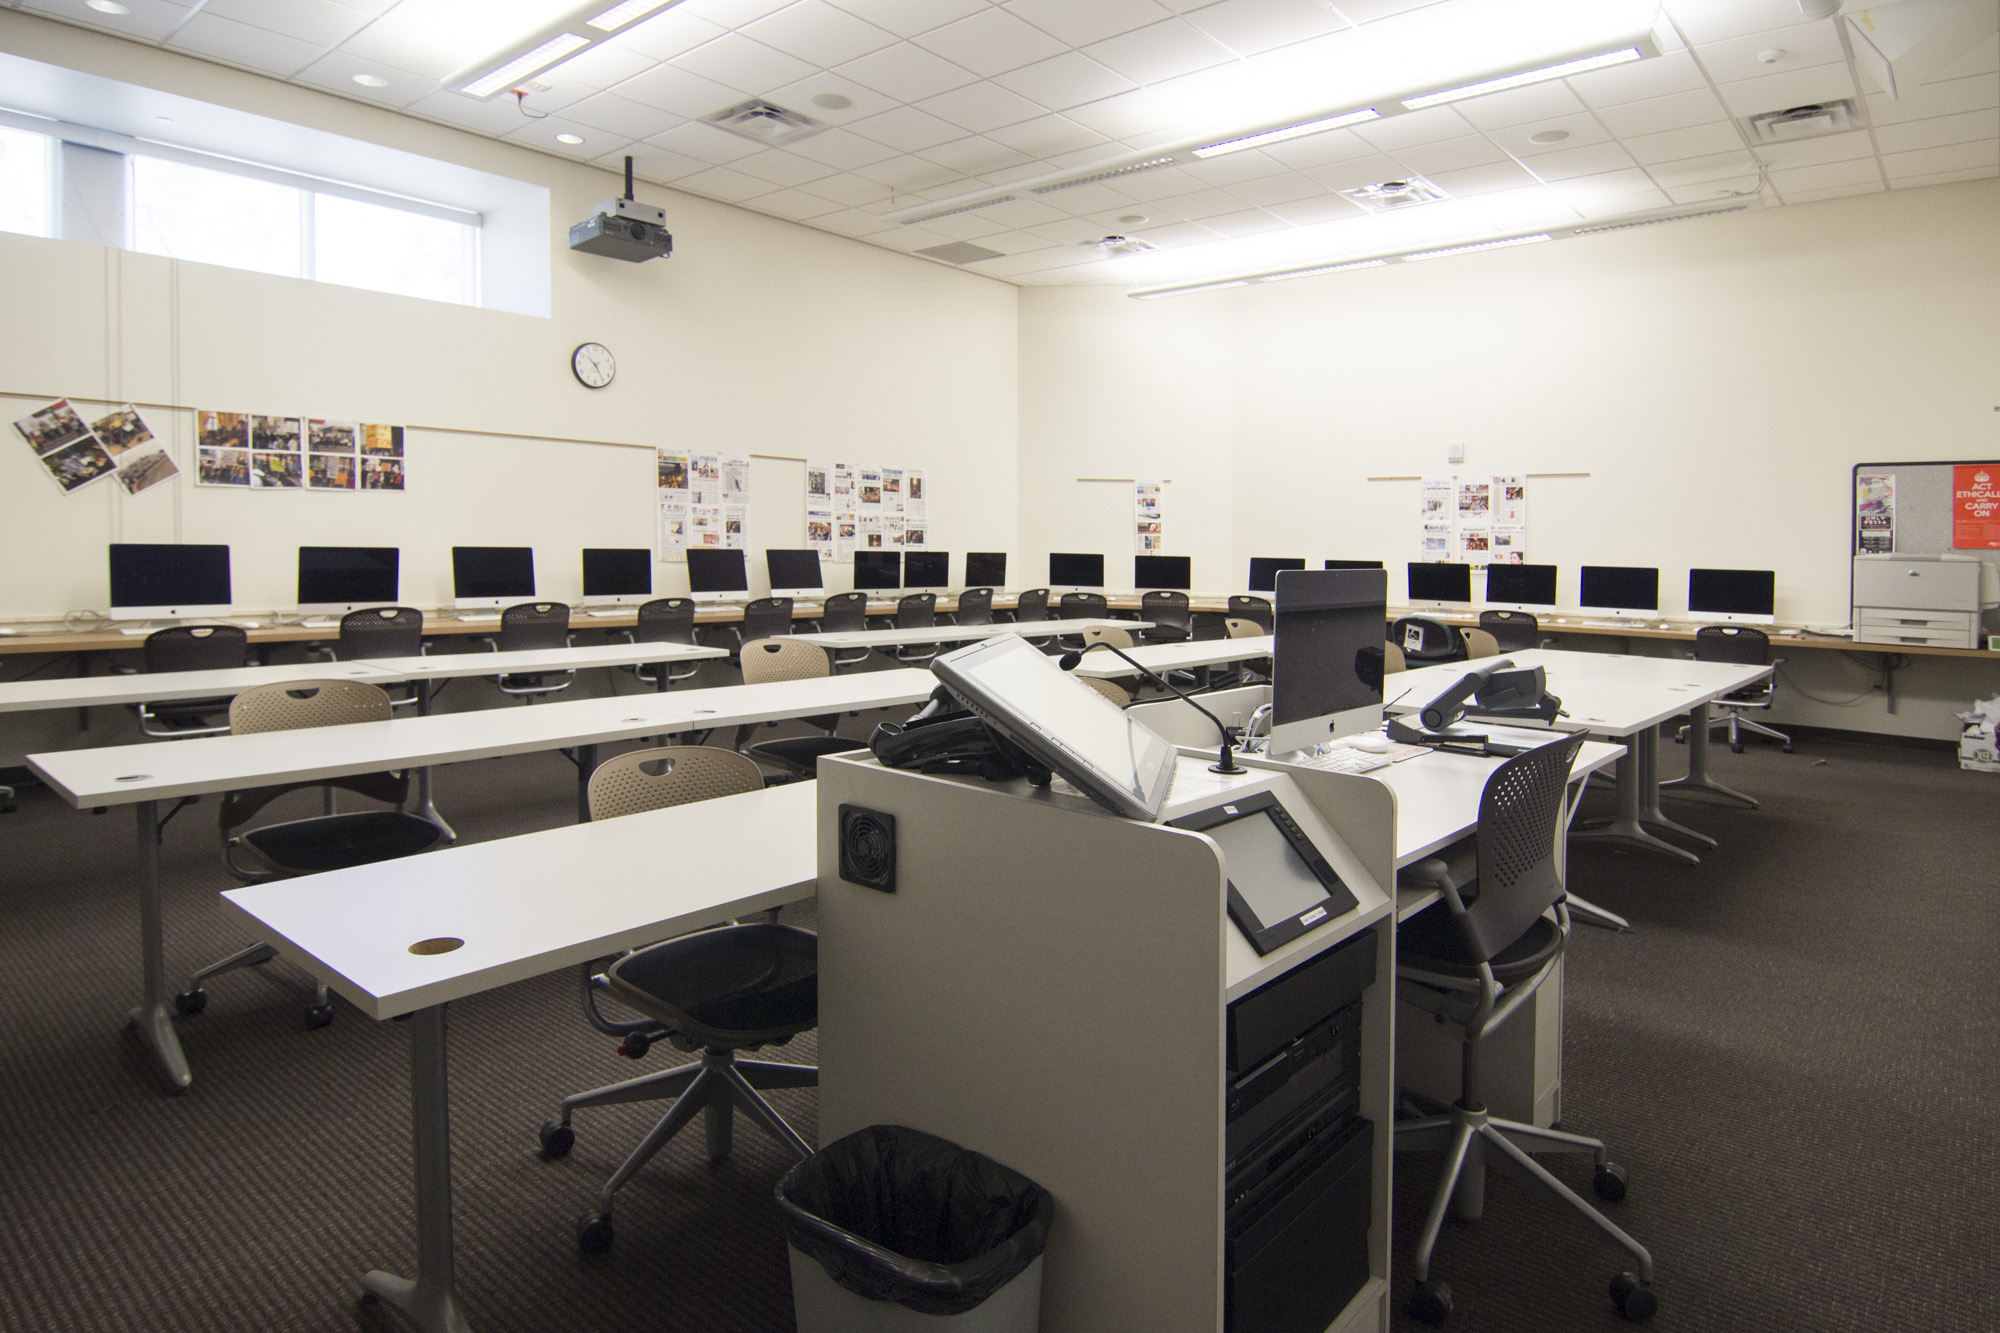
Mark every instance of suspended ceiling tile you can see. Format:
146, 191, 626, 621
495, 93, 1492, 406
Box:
1756, 128, 1875, 169
1885, 163, 1999, 189
1714, 63, 1858, 120
1592, 87, 1731, 138
1645, 147, 1762, 189
1777, 180, 1883, 204
506, 115, 631, 160
679, 0, 796, 26
1083, 18, 1237, 85
913, 134, 1034, 175
1196, 205, 1291, 237
1517, 139, 1638, 182
912, 8, 1067, 78
1002, 0, 1174, 49
1690, 20, 1846, 86
1389, 133, 1510, 176
1423, 159, 1541, 196
1348, 105, 1473, 153
984, 113, 1113, 157
1179, 146, 1289, 185
405, 88, 537, 135
915, 81, 1047, 134
17, 0, 197, 44
1181, 0, 1349, 59
794, 169, 896, 203
1255, 125, 1380, 170
646, 118, 768, 163
543, 40, 656, 92
809, 204, 902, 233
834, 41, 980, 101
676, 163, 777, 201
1874, 108, 2000, 156
202, 0, 372, 49
750, 185, 848, 218
728, 147, 842, 186
294, 48, 435, 110
562, 91, 689, 141
166, 11, 324, 77
613, 9, 731, 61
1566, 48, 1710, 109
742, 1, 899, 68
825, 0, 989, 41
1766, 155, 1882, 195
1223, 170, 1331, 207
675, 32, 820, 94
845, 103, 965, 151
1661, 0, 1822, 48
599, 141, 713, 181
1449, 79, 1589, 131
1862, 73, 2000, 127
1880, 139, 2000, 178
1482, 112, 1615, 158
1301, 152, 1415, 192
1619, 119, 1746, 167
762, 69, 900, 122
331, 8, 473, 80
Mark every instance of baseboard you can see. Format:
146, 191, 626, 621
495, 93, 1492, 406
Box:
1776, 724, 1955, 754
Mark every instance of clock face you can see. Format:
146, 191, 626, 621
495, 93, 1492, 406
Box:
572, 342, 615, 388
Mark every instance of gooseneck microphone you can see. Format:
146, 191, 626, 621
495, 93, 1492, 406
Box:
1059, 640, 1245, 774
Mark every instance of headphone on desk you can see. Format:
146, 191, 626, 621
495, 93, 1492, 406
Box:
869, 687, 1052, 786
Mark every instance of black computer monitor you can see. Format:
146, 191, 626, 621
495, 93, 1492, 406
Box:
1248, 557, 1306, 592
1485, 562, 1558, 608
1048, 552, 1104, 588
685, 548, 749, 600
451, 546, 534, 608
1324, 559, 1384, 570
1406, 562, 1471, 604
1270, 568, 1387, 753
765, 549, 824, 596
1579, 565, 1659, 614
904, 551, 949, 588
108, 543, 232, 617
965, 552, 1007, 587
296, 545, 398, 613
1134, 554, 1191, 590
854, 550, 902, 590
581, 548, 652, 604
1688, 568, 1775, 623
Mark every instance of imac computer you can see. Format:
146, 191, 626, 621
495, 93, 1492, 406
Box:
1406, 562, 1471, 608
581, 548, 653, 611
1688, 568, 1775, 624
452, 546, 535, 611
109, 543, 232, 627
1324, 560, 1383, 570
854, 550, 902, 591
904, 551, 950, 590
1134, 554, 1192, 591
1269, 568, 1388, 755
1484, 562, 1558, 612
296, 546, 398, 618
766, 549, 824, 600
1048, 552, 1104, 592
1248, 557, 1306, 593
964, 551, 1007, 589
1579, 565, 1659, 621
685, 548, 749, 604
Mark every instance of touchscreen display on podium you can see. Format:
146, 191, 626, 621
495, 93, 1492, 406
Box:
1169, 790, 1356, 955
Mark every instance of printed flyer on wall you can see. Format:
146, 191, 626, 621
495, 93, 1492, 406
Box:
1856, 472, 1895, 554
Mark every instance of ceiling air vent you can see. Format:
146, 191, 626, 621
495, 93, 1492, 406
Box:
701, 99, 826, 147
1744, 100, 1860, 144
914, 241, 1005, 265
1337, 177, 1449, 212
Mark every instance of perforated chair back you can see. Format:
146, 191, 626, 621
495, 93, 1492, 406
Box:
740, 637, 831, 685
230, 679, 393, 734
1081, 625, 1134, 651
1693, 625, 1769, 665
1058, 592, 1108, 619
1014, 589, 1051, 622
740, 598, 794, 643
498, 602, 570, 651
1457, 733, 1586, 962
588, 746, 764, 821
634, 598, 696, 645
956, 588, 995, 625
1140, 590, 1192, 641
1385, 641, 1407, 674
1227, 595, 1273, 633
1224, 618, 1264, 639
819, 592, 869, 633
1462, 628, 1501, 659
335, 607, 423, 661
894, 593, 936, 628
1079, 676, 1130, 707
1391, 615, 1465, 663
144, 625, 248, 673
1479, 609, 1541, 653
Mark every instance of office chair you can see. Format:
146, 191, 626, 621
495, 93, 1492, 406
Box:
733, 638, 855, 780
537, 746, 818, 1255
627, 597, 702, 689
1012, 587, 1054, 647
955, 587, 996, 625
1385, 641, 1407, 674
1391, 615, 1467, 665
1479, 609, 1542, 653
1205, 616, 1270, 687
1078, 676, 1130, 707
881, 592, 940, 666
732, 597, 794, 665
1227, 594, 1273, 634
132, 625, 250, 739
814, 591, 873, 671
1393, 733, 1656, 1325
1139, 590, 1192, 644
176, 680, 447, 1029
1057, 592, 1109, 651
1676, 626, 1790, 753
1462, 628, 1501, 660
316, 606, 424, 710
491, 601, 574, 702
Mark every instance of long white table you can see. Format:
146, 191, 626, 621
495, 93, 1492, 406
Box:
27, 670, 933, 1092
222, 781, 818, 1333
784, 617, 1149, 649
1068, 634, 1272, 677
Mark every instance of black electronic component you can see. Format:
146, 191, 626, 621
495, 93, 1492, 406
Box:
297, 546, 398, 607
1688, 567, 1775, 618
1580, 564, 1659, 613
1407, 562, 1472, 603
964, 552, 1007, 587
903, 551, 948, 588
1048, 552, 1104, 587
1248, 556, 1306, 592
1135, 554, 1192, 589
581, 547, 651, 598
109, 543, 231, 612
765, 549, 824, 592
1169, 791, 1356, 957
1486, 562, 1558, 607
853, 550, 901, 590
686, 548, 749, 595
451, 546, 534, 600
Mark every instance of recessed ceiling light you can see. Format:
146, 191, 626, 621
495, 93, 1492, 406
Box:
154, 115, 174, 124
811, 93, 852, 111
351, 73, 389, 88
1118, 214, 1149, 225
1529, 129, 1571, 145
556, 133, 585, 145
86, 1, 129, 14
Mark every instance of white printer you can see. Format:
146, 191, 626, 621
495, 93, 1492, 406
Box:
1852, 555, 1986, 648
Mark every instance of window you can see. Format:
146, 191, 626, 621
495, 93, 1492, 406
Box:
0, 125, 53, 239
314, 193, 476, 306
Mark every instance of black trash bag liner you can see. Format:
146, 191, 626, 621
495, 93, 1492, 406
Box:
777, 1124, 1054, 1317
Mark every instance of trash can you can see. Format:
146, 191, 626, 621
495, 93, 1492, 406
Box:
777, 1124, 1054, 1332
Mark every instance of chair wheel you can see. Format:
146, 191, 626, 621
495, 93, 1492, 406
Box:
1730, 741, 1743, 754
618, 1032, 650, 1059
1782, 743, 1794, 753
304, 1003, 334, 1030
1593, 1162, 1628, 1202
539, 1120, 576, 1158
1409, 1278, 1452, 1325
1611, 1272, 1657, 1322
174, 989, 207, 1017
359, 1291, 379, 1306
577, 1211, 614, 1255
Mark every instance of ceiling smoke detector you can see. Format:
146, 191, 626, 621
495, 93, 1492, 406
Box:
1744, 99, 1860, 143
700, 99, 827, 147
1338, 177, 1449, 212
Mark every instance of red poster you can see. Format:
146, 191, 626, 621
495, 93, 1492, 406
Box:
1954, 465, 2000, 549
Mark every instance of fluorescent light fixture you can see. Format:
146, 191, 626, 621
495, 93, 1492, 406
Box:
86, 1, 130, 14
450, 1, 685, 100
585, 0, 671, 31
1261, 259, 1388, 281
1192, 108, 1381, 158
351, 73, 389, 88
1401, 48, 1643, 110
1400, 234, 1552, 262
460, 33, 591, 98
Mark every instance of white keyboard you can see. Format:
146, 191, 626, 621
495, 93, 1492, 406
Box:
297, 618, 338, 630
454, 613, 501, 624
584, 608, 630, 618
1280, 745, 1392, 775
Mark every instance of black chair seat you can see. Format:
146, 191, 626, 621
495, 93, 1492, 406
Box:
1397, 907, 1561, 986
608, 923, 817, 1048
747, 735, 864, 780
242, 810, 445, 874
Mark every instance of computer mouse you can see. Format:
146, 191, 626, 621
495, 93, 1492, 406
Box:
1554, 617, 1569, 624
1353, 733, 1391, 754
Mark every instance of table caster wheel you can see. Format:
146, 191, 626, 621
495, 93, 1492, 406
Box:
577, 1211, 614, 1255
1409, 1277, 1452, 1325
539, 1120, 576, 1158
304, 1003, 334, 1030
174, 989, 207, 1017
1611, 1272, 1657, 1322
1593, 1162, 1628, 1202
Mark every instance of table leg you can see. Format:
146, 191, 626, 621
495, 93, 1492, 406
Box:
362, 1004, 474, 1333
1633, 727, 1717, 848
1571, 728, 1701, 865
1559, 773, 1629, 931
410, 679, 456, 841
1659, 700, 1758, 808
131, 800, 193, 1093
576, 743, 598, 824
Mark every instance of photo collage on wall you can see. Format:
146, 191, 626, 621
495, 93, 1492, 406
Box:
656, 450, 749, 560
1134, 480, 1163, 553
196, 410, 405, 491
1419, 473, 1529, 566
805, 460, 927, 562
11, 398, 179, 495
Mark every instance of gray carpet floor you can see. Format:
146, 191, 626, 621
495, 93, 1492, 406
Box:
0, 724, 1993, 1333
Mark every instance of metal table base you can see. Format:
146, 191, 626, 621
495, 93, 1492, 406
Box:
1660, 700, 1759, 808
1571, 726, 1710, 866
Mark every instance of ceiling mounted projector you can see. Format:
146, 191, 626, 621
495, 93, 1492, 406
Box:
570, 156, 673, 263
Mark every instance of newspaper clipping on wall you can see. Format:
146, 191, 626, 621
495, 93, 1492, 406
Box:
1856, 472, 1895, 554
1421, 474, 1529, 566
658, 450, 750, 560
807, 459, 927, 561
1134, 479, 1164, 553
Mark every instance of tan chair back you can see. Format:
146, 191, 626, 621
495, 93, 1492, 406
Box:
1224, 618, 1264, 639
1462, 628, 1501, 660
1081, 625, 1134, 651
740, 637, 831, 684
230, 679, 393, 734
1079, 676, 1130, 707
588, 746, 763, 821
1384, 641, 1406, 674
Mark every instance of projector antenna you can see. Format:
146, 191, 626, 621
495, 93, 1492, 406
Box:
624, 155, 635, 202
